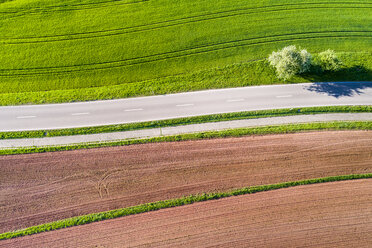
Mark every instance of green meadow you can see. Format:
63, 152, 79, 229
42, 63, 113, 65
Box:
0, 0, 371, 104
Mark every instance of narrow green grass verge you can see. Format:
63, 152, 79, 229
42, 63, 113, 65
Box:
1, 105, 371, 139
1, 121, 371, 155
1, 173, 371, 240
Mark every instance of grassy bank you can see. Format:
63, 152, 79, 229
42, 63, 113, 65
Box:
0, 0, 371, 105
1, 105, 371, 139
1, 121, 371, 155
1, 173, 370, 240
0, 52, 371, 105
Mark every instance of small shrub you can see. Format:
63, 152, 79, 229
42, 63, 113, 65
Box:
316, 49, 342, 72
268, 45, 312, 80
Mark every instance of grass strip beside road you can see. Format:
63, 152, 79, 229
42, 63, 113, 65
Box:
1, 174, 371, 240
1, 105, 371, 139
1, 121, 371, 155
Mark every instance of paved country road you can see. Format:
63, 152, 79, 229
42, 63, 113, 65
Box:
0, 82, 371, 132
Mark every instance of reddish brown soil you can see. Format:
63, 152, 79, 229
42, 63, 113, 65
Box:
0, 131, 371, 233
2, 179, 371, 247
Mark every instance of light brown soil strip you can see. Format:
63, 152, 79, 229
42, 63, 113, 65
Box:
2, 179, 371, 247
1, 131, 371, 232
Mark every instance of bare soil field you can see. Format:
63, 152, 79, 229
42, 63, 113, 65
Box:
2, 179, 371, 247
1, 131, 371, 232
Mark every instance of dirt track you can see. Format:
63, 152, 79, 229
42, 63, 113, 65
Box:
2, 179, 371, 247
1, 131, 372, 232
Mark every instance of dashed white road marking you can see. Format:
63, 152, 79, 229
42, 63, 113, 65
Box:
176, 103, 194, 107
124, 108, 143, 112
276, 95, 293, 98
16, 115, 36, 119
226, 98, 244, 102
71, 112, 90, 116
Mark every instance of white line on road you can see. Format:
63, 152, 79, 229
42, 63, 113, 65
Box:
226, 99, 244, 102
176, 104, 194, 107
124, 108, 143, 112
16, 116, 36, 119
276, 95, 293, 98
71, 112, 90, 116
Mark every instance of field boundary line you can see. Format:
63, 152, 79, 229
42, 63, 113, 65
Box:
0, 174, 370, 240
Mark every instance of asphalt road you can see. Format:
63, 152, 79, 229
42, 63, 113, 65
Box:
0, 82, 371, 132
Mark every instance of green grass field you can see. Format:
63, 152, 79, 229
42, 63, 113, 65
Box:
1, 0, 371, 105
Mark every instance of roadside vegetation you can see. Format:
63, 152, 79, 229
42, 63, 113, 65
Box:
1, 105, 371, 139
268, 45, 343, 80
1, 173, 370, 240
268, 45, 342, 81
316, 49, 342, 72
0, 0, 371, 105
1, 121, 371, 155
268, 45, 312, 80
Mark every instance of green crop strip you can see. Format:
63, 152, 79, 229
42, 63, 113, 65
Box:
1, 174, 370, 240
2, 1, 369, 17
0, 0, 148, 14
1, 34, 371, 76
1, 106, 371, 140
1, 121, 371, 155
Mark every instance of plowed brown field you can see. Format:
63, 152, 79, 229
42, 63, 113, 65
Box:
1, 131, 372, 233
2, 179, 371, 247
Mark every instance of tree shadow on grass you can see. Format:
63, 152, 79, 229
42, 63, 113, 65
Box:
304, 82, 372, 98
302, 65, 371, 81
301, 65, 372, 98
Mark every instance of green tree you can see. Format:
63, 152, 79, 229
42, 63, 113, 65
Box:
316, 49, 341, 72
268, 45, 312, 80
